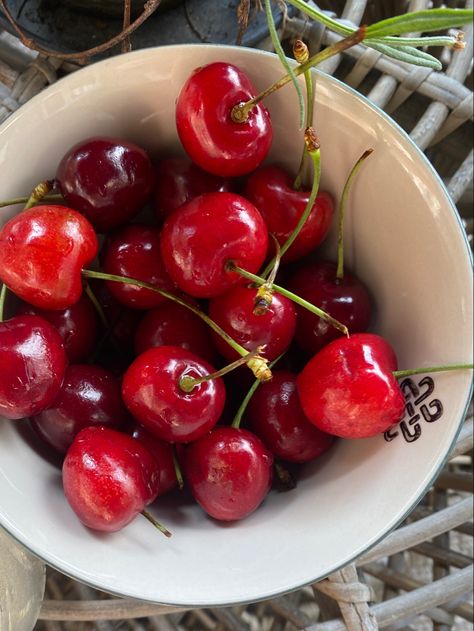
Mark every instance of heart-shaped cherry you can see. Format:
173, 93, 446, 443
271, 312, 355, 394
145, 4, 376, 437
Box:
160, 192, 268, 298
0, 314, 67, 420
176, 62, 272, 177
0, 205, 98, 310
244, 165, 334, 262
183, 426, 273, 521
122, 345, 226, 443
296, 333, 405, 439
56, 137, 154, 233
31, 364, 128, 453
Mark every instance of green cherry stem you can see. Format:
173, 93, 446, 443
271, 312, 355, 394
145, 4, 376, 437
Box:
393, 364, 473, 379
293, 40, 314, 191
23, 180, 54, 210
253, 234, 281, 315
231, 27, 366, 123
141, 510, 172, 538
0, 284, 7, 322
227, 262, 349, 336
0, 193, 62, 209
172, 446, 184, 491
336, 148, 374, 281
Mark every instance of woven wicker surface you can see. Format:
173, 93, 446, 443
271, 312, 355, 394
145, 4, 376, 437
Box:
0, 1, 472, 629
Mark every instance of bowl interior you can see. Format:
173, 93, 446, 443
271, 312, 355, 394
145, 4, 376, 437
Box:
0, 44, 472, 606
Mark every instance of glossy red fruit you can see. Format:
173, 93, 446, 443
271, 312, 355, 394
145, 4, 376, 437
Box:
160, 192, 268, 298
134, 301, 218, 364
0, 206, 98, 310
130, 423, 178, 497
31, 364, 128, 453
176, 62, 272, 177
209, 285, 296, 361
184, 426, 273, 521
0, 315, 67, 420
16, 294, 99, 363
288, 261, 372, 355
246, 370, 334, 463
102, 224, 177, 310
244, 166, 334, 262
56, 137, 154, 233
154, 157, 235, 220
63, 426, 160, 531
296, 333, 405, 439
122, 346, 226, 443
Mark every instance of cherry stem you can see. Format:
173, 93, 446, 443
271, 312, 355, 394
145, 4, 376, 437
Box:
24, 180, 54, 210
231, 27, 366, 123
393, 363, 473, 379
179, 345, 269, 393
172, 446, 184, 491
231, 354, 284, 429
227, 263, 349, 336
83, 281, 122, 355
336, 149, 374, 281
0, 193, 62, 209
254, 234, 281, 315
0, 284, 6, 322
141, 510, 172, 538
261, 129, 321, 280
293, 40, 314, 191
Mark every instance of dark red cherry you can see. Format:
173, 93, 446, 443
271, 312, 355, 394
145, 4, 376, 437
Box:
297, 333, 405, 439
160, 192, 268, 298
56, 137, 154, 233
184, 426, 273, 521
134, 301, 218, 364
16, 294, 99, 363
244, 166, 334, 262
0, 205, 98, 310
288, 261, 372, 355
154, 157, 235, 220
0, 315, 67, 420
130, 423, 178, 497
246, 370, 334, 463
209, 285, 296, 361
31, 364, 128, 454
102, 224, 177, 310
176, 62, 272, 177
122, 346, 226, 443
62, 426, 160, 531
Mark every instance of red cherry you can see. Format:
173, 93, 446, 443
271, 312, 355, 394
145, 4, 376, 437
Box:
0, 315, 67, 420
16, 294, 99, 363
0, 205, 98, 310
154, 157, 235, 220
62, 426, 160, 532
244, 166, 334, 262
208, 285, 296, 361
287, 261, 372, 355
184, 426, 273, 521
176, 62, 272, 177
246, 370, 335, 463
160, 192, 268, 298
31, 364, 128, 453
122, 346, 226, 443
134, 301, 218, 364
296, 333, 405, 439
56, 137, 154, 233
130, 423, 178, 497
102, 224, 177, 310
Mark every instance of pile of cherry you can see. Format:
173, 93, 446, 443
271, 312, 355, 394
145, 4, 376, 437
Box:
0, 61, 411, 535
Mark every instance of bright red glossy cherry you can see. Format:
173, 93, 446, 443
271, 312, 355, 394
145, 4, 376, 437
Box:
160, 192, 268, 298
122, 346, 226, 443
16, 294, 99, 363
31, 364, 128, 453
56, 137, 154, 233
102, 224, 177, 310
154, 157, 235, 220
296, 333, 405, 439
208, 285, 296, 361
176, 62, 272, 177
184, 426, 273, 521
0, 205, 98, 310
0, 315, 67, 420
134, 301, 218, 364
244, 166, 334, 262
62, 426, 160, 532
288, 261, 372, 355
130, 423, 178, 497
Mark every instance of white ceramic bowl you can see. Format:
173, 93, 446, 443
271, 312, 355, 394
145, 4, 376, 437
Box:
0, 45, 472, 607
